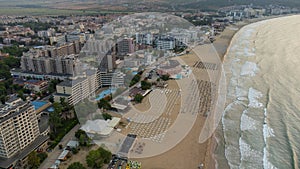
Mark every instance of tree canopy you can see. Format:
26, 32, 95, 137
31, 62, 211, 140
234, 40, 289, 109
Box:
86, 147, 112, 169
75, 129, 91, 147
102, 113, 112, 120
141, 80, 152, 90
161, 74, 170, 81
1, 45, 28, 57
129, 74, 141, 87
27, 151, 40, 169
2, 56, 21, 68
97, 98, 112, 110
134, 94, 144, 103
67, 162, 86, 169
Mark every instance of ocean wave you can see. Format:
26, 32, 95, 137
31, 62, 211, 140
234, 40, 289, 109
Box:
263, 108, 275, 142
225, 145, 240, 169
235, 86, 248, 98
240, 111, 258, 131
263, 108, 277, 169
244, 47, 255, 57
237, 97, 248, 101
263, 147, 278, 169
248, 87, 263, 108
263, 124, 275, 141
239, 138, 263, 168
241, 61, 259, 76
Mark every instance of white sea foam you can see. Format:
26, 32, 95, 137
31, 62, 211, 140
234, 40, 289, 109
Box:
222, 102, 239, 131
241, 112, 257, 131
244, 47, 255, 57
235, 86, 248, 98
240, 61, 259, 76
222, 102, 241, 169
242, 28, 254, 38
263, 124, 275, 142
239, 138, 263, 167
263, 108, 275, 142
248, 87, 263, 108
225, 145, 240, 169
263, 147, 278, 169
237, 97, 248, 101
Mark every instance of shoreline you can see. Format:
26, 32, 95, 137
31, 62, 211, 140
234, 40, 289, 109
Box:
207, 14, 294, 169
126, 15, 293, 169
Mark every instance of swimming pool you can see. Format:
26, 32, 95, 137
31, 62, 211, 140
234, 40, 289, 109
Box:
31, 101, 48, 110
95, 89, 117, 101
47, 107, 54, 112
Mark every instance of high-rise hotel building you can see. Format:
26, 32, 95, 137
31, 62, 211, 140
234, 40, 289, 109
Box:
0, 97, 40, 159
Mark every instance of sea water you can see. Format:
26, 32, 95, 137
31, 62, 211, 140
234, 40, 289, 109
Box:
214, 15, 300, 169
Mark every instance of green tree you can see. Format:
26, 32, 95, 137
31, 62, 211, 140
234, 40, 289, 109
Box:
71, 147, 79, 154
2, 56, 20, 68
75, 129, 91, 147
141, 80, 152, 90
97, 99, 111, 110
79, 134, 86, 147
98, 147, 112, 164
134, 94, 144, 103
47, 79, 61, 93
68, 162, 86, 169
161, 74, 170, 81
102, 113, 112, 120
86, 147, 111, 168
0, 62, 11, 79
49, 102, 63, 134
0, 85, 6, 96
75, 129, 86, 139
17, 90, 25, 100
49, 96, 54, 103
27, 151, 40, 169
1, 45, 28, 57
86, 150, 103, 168
129, 74, 141, 87
37, 152, 48, 163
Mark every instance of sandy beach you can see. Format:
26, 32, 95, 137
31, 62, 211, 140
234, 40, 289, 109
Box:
132, 16, 284, 169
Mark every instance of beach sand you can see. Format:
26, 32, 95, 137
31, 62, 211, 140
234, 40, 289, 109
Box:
133, 16, 282, 169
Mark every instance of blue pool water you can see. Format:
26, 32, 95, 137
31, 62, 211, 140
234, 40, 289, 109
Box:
47, 107, 54, 112
95, 89, 116, 101
31, 101, 48, 110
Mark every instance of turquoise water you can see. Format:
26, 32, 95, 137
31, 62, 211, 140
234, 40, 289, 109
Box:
31, 101, 48, 110
95, 89, 117, 101
47, 107, 54, 112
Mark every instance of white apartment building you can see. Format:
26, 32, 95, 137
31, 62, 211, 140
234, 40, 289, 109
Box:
0, 98, 40, 159
54, 69, 99, 105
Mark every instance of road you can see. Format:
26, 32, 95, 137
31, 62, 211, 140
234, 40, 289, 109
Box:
39, 124, 81, 169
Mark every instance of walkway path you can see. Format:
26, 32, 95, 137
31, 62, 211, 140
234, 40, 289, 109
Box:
39, 124, 80, 169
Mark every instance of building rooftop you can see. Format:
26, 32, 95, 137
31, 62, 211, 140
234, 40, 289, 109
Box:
158, 60, 181, 70
0, 135, 49, 169
57, 77, 88, 88
25, 79, 48, 86
57, 80, 73, 87
0, 98, 33, 123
